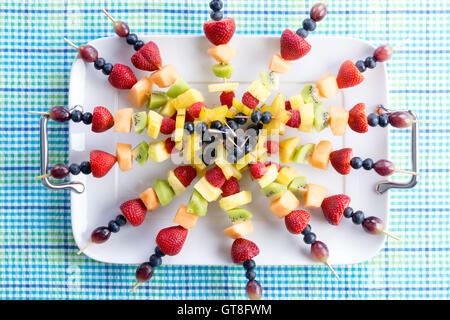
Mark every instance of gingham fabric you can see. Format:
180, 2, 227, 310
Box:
0, 0, 448, 300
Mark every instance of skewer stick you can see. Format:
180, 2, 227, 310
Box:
227, 136, 238, 148
208, 129, 226, 134
381, 230, 400, 241
130, 282, 140, 294
394, 169, 419, 176
35, 173, 51, 180
224, 121, 237, 137
77, 242, 93, 255
101, 8, 116, 23
324, 261, 340, 280
63, 38, 79, 50
392, 38, 409, 51
412, 120, 439, 124
28, 111, 49, 116
240, 136, 249, 149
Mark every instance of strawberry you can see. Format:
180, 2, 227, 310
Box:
284, 210, 310, 234
156, 225, 188, 256
174, 165, 197, 187
286, 109, 301, 128
231, 238, 260, 263
221, 177, 240, 197
203, 18, 236, 46
329, 148, 353, 175
220, 91, 235, 108
321, 194, 351, 226
89, 150, 116, 178
188, 102, 205, 119
285, 100, 292, 110
250, 162, 267, 179
205, 166, 226, 188
336, 60, 364, 89
348, 103, 368, 133
164, 137, 177, 154
185, 111, 195, 123
108, 64, 137, 89
91, 106, 114, 133
265, 161, 281, 172
120, 198, 147, 226
130, 41, 162, 71
242, 91, 259, 109
160, 118, 176, 135
266, 140, 279, 154
280, 29, 311, 61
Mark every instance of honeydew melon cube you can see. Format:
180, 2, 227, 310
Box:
166, 78, 190, 98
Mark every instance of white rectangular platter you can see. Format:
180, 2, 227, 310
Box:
69, 35, 389, 265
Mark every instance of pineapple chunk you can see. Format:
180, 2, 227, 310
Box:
232, 98, 253, 116
147, 110, 163, 139
127, 77, 153, 108
257, 164, 279, 188
247, 80, 271, 103
148, 140, 170, 162
235, 151, 258, 170
167, 170, 186, 195
275, 167, 299, 185
159, 99, 176, 118
279, 137, 301, 164
223, 220, 254, 239
263, 118, 285, 135
269, 54, 291, 74
194, 176, 223, 202
184, 134, 195, 163
173, 88, 204, 110
207, 45, 238, 64
260, 93, 284, 116
208, 82, 239, 92
219, 191, 252, 211
174, 109, 185, 148
289, 94, 304, 111
298, 103, 314, 132
211, 105, 228, 123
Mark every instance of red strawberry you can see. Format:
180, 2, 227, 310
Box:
91, 106, 114, 133
156, 226, 188, 256
160, 118, 176, 135
130, 41, 162, 71
203, 18, 236, 46
348, 103, 368, 133
108, 64, 137, 89
284, 210, 310, 234
205, 166, 226, 188
242, 91, 259, 109
321, 194, 351, 226
266, 140, 279, 154
265, 161, 281, 172
164, 137, 177, 154
336, 60, 364, 89
231, 238, 260, 263
250, 162, 267, 179
286, 109, 301, 128
285, 100, 292, 110
188, 102, 205, 119
120, 198, 147, 226
221, 177, 240, 197
174, 165, 197, 187
220, 91, 235, 108
185, 111, 195, 123
280, 29, 311, 61
329, 148, 353, 175
89, 150, 116, 178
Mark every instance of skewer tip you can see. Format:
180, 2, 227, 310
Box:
77, 242, 93, 255
325, 261, 340, 280
101, 8, 116, 23
63, 38, 79, 50
130, 282, 140, 294
35, 173, 51, 180
381, 230, 401, 241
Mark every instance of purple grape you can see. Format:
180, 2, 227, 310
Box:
373, 45, 393, 62
50, 164, 70, 179
311, 241, 329, 263
49, 106, 71, 122
373, 159, 395, 176
91, 227, 111, 244
246, 280, 262, 300
310, 3, 327, 22
362, 216, 384, 235
388, 111, 413, 128
78, 44, 98, 62
135, 262, 154, 282
113, 21, 130, 37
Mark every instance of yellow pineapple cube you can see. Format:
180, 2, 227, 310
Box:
257, 164, 279, 188
247, 80, 271, 103
173, 88, 204, 110
174, 108, 185, 147
235, 151, 258, 170
279, 137, 301, 164
275, 167, 299, 185
208, 82, 239, 92
232, 98, 253, 116
159, 99, 176, 118
167, 170, 186, 195
260, 93, 284, 116
194, 176, 223, 202
184, 134, 195, 163
219, 191, 252, 211
147, 110, 163, 139
148, 140, 171, 162
263, 118, 285, 135
289, 94, 304, 111
211, 105, 228, 123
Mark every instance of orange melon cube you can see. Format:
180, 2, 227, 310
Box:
316, 73, 339, 99
311, 140, 332, 170
173, 205, 199, 229
269, 54, 291, 74
127, 77, 153, 108
207, 45, 238, 64
304, 184, 328, 209
150, 64, 179, 88
114, 108, 134, 133
223, 220, 254, 239
269, 190, 300, 219
329, 106, 349, 136
139, 187, 160, 211
116, 142, 133, 171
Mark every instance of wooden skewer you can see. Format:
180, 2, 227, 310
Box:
63, 38, 79, 50
28, 111, 49, 116
208, 129, 226, 134
35, 173, 51, 180
394, 169, 419, 176
412, 120, 439, 124
240, 136, 249, 149
393, 38, 409, 51
224, 121, 237, 137
324, 261, 340, 280
130, 282, 140, 294
77, 242, 93, 255
381, 230, 400, 241
227, 136, 238, 148
101, 8, 116, 23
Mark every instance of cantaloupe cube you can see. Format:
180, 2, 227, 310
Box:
150, 64, 179, 88
139, 187, 160, 211
269, 190, 300, 218
127, 77, 153, 108
316, 73, 339, 99
114, 108, 134, 133
223, 220, 254, 239
304, 184, 328, 209
329, 106, 349, 136
173, 205, 199, 229
311, 140, 332, 170
207, 45, 238, 64
269, 54, 291, 74
279, 137, 301, 164
116, 142, 133, 171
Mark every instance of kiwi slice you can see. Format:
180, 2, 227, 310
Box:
226, 208, 253, 224
166, 79, 190, 98
259, 71, 279, 91
260, 182, 287, 201
313, 104, 329, 132
132, 141, 149, 166
133, 111, 148, 134
288, 176, 307, 200
153, 179, 175, 206
292, 143, 315, 164
301, 84, 321, 105
187, 189, 208, 216
146, 91, 168, 110
212, 64, 234, 79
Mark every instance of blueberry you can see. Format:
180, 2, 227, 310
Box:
202, 132, 215, 143
196, 122, 208, 134
227, 152, 237, 164
352, 210, 365, 225
365, 57, 376, 69
70, 110, 82, 123
343, 207, 353, 218
134, 40, 145, 51
69, 163, 80, 175
355, 60, 366, 73
210, 11, 223, 21
362, 158, 374, 170
367, 113, 380, 127
108, 220, 120, 233
302, 18, 316, 31
155, 246, 165, 257
246, 270, 256, 280
126, 33, 138, 45
211, 120, 223, 130
80, 161, 91, 174
244, 141, 252, 154
235, 146, 244, 160
102, 63, 113, 75
261, 112, 272, 124
350, 157, 363, 169
379, 113, 389, 127
115, 215, 127, 226
149, 254, 162, 267
82, 112, 93, 125
227, 120, 238, 131
94, 57, 105, 70
251, 110, 262, 123
296, 28, 309, 38
235, 113, 247, 125
184, 122, 195, 135
209, 0, 223, 11
243, 259, 256, 270
246, 124, 259, 135
303, 232, 316, 244
301, 224, 311, 235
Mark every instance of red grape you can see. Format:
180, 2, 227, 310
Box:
78, 44, 98, 62
388, 111, 413, 128
373, 159, 395, 176
135, 262, 154, 282
50, 164, 70, 179
49, 106, 71, 122
246, 280, 262, 300
310, 3, 327, 22
113, 21, 130, 37
311, 241, 329, 263
91, 227, 111, 244
374, 45, 393, 62
362, 216, 384, 235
